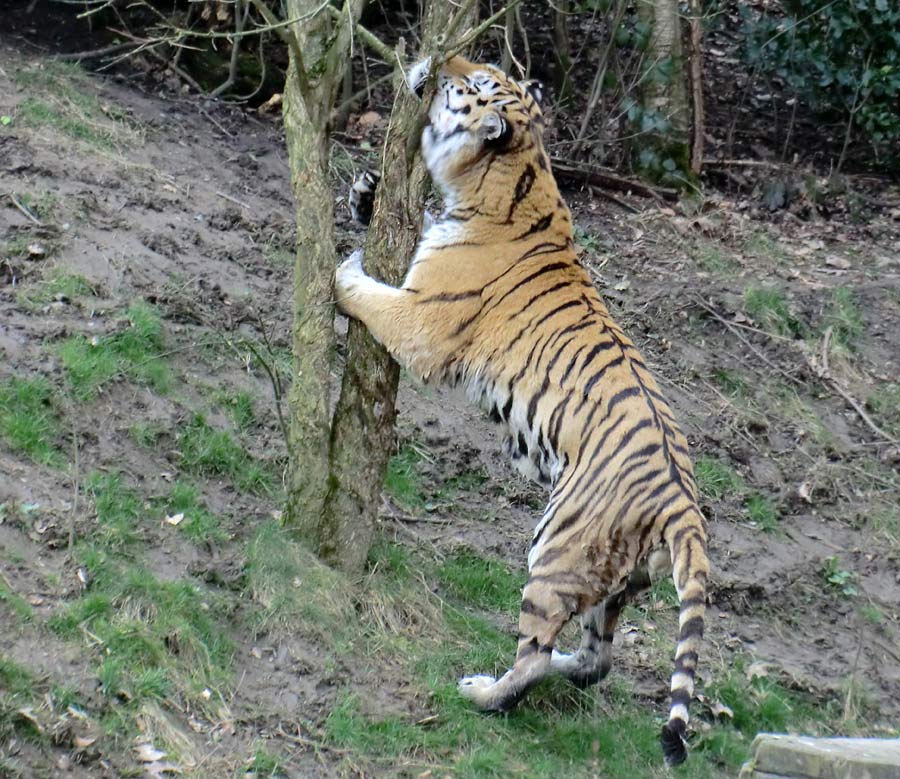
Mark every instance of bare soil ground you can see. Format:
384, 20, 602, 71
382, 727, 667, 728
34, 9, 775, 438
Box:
1, 18, 899, 779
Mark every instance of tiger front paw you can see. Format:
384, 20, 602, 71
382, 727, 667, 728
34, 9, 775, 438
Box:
334, 249, 367, 313
457, 675, 497, 709
349, 170, 380, 226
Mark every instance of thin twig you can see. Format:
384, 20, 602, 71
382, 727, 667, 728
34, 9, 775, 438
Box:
215, 190, 250, 209
324, 3, 395, 63
552, 158, 678, 201
8, 193, 43, 226
50, 42, 141, 62
811, 332, 897, 444
693, 296, 804, 386
445, 0, 524, 60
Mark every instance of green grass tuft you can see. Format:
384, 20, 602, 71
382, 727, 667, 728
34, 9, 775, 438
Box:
866, 383, 900, 438
0, 376, 63, 466
384, 443, 428, 510
214, 389, 256, 431
58, 300, 170, 399
744, 286, 804, 338
14, 61, 139, 149
437, 549, 525, 617
712, 368, 748, 399
86, 471, 143, 548
157, 481, 226, 543
17, 269, 93, 307
175, 413, 272, 493
745, 493, 779, 532
0, 578, 33, 623
694, 456, 743, 500
825, 287, 864, 352
245, 522, 354, 640
49, 549, 232, 711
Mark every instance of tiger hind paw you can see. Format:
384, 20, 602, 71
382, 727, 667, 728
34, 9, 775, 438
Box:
349, 170, 380, 226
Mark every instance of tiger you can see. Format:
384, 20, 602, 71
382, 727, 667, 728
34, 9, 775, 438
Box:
335, 55, 709, 767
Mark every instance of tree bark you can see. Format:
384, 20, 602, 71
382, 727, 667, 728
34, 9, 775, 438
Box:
553, 0, 574, 107
321, 0, 478, 574
281, 0, 365, 543
635, 0, 691, 176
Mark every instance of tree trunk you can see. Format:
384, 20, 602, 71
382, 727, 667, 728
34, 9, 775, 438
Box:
281, 0, 364, 543
554, 0, 574, 107
635, 0, 691, 178
321, 0, 478, 574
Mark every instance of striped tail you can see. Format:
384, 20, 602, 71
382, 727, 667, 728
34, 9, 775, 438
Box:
661, 506, 709, 766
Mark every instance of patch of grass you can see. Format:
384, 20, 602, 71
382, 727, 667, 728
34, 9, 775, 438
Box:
707, 661, 836, 738
49, 548, 232, 713
17, 268, 93, 307
245, 521, 354, 641
695, 242, 737, 274
0, 376, 63, 466
744, 286, 804, 338
712, 368, 748, 399
14, 61, 139, 149
694, 457, 779, 529
694, 456, 744, 500
247, 745, 285, 778
0, 578, 33, 622
326, 684, 742, 779
58, 300, 170, 399
745, 493, 779, 532
436, 549, 525, 617
214, 389, 256, 431
437, 467, 490, 499
869, 506, 899, 551
824, 287, 864, 352
0, 659, 40, 742
129, 422, 165, 448
866, 383, 900, 438
86, 471, 143, 547
384, 443, 428, 510
157, 481, 226, 543
175, 413, 272, 493
262, 244, 294, 268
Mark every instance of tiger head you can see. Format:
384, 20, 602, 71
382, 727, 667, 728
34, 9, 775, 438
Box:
408, 57, 548, 210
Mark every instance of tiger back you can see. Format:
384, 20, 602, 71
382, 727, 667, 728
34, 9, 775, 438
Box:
335, 55, 709, 767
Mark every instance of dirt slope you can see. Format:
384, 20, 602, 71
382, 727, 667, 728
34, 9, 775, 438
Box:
1, 35, 899, 779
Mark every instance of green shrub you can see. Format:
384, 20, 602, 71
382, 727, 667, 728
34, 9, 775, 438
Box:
744, 1, 900, 167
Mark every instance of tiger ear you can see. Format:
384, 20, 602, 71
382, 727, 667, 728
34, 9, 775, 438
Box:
522, 79, 543, 105
481, 111, 513, 148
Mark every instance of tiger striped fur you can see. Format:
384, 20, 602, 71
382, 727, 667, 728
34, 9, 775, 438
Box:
334, 56, 709, 766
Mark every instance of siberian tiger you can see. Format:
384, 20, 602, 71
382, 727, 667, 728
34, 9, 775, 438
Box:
335, 55, 709, 766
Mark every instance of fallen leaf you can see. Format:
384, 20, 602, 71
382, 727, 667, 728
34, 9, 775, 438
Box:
135, 742, 167, 762
824, 255, 851, 269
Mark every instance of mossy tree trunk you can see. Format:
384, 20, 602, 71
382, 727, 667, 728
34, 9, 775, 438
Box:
321, 0, 478, 574
281, 0, 479, 574
634, 0, 691, 179
281, 0, 365, 541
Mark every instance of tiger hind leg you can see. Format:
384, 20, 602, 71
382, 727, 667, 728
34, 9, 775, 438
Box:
551, 562, 653, 687
458, 581, 574, 712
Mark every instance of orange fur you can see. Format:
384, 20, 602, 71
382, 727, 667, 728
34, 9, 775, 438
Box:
336, 56, 709, 766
